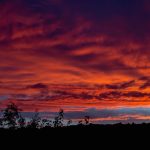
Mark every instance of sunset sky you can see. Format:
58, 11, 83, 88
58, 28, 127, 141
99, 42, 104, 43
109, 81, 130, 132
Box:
0, 0, 150, 124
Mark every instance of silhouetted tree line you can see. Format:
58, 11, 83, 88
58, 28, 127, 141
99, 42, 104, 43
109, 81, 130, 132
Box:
0, 103, 90, 129
1, 103, 150, 131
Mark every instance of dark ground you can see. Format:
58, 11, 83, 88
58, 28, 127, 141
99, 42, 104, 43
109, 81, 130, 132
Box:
0, 124, 149, 148
1, 123, 150, 136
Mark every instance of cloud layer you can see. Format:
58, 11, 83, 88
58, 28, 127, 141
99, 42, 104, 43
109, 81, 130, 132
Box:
0, 0, 150, 123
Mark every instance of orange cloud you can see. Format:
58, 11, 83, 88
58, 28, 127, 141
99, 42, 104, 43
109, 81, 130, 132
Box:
0, 0, 150, 123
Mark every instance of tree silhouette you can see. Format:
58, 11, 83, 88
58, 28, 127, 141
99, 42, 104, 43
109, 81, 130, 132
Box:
0, 103, 93, 129
18, 115, 26, 128
84, 116, 90, 125
3, 103, 21, 129
53, 109, 64, 128
78, 116, 90, 126
0, 118, 3, 128
41, 119, 52, 128
28, 112, 40, 129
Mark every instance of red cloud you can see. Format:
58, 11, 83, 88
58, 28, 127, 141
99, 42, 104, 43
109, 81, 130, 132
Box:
0, 0, 150, 123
